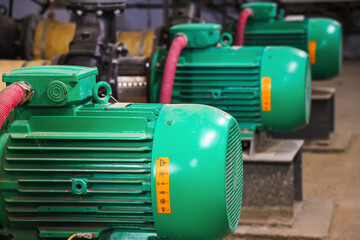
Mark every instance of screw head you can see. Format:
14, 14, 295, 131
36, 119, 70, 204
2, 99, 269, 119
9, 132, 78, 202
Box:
76, 10, 83, 16
96, 10, 103, 16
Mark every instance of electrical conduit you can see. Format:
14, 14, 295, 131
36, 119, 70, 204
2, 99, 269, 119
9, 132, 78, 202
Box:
235, 8, 254, 46
0, 82, 32, 129
159, 34, 188, 104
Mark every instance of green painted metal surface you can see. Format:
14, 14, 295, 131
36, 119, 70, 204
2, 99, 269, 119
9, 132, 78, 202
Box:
151, 105, 242, 239
150, 23, 311, 135
239, 2, 342, 80
169, 23, 221, 49
242, 2, 278, 19
3, 65, 98, 106
0, 65, 243, 240
260, 47, 311, 131
307, 18, 342, 79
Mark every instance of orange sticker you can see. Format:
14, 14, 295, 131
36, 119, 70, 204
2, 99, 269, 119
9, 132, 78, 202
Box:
308, 40, 316, 65
156, 157, 171, 213
261, 77, 271, 111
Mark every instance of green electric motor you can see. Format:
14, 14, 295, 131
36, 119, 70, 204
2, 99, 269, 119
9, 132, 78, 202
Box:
0, 66, 243, 240
150, 23, 311, 138
237, 2, 342, 80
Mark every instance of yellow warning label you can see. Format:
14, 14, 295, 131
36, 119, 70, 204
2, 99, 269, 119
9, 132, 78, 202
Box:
308, 40, 316, 65
261, 77, 271, 111
156, 157, 171, 213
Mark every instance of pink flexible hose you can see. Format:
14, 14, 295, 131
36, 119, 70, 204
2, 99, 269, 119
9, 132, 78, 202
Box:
159, 35, 188, 104
0, 84, 25, 129
235, 8, 254, 46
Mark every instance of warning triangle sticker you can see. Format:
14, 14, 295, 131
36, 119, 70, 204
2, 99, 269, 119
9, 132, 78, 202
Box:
160, 159, 167, 166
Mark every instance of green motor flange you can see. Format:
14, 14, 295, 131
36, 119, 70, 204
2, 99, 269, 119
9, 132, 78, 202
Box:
150, 23, 311, 138
0, 66, 243, 240
237, 2, 342, 80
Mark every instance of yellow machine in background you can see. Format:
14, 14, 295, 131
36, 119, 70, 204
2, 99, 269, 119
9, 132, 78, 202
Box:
33, 19, 75, 60
117, 31, 155, 57
31, 19, 155, 60
0, 17, 154, 90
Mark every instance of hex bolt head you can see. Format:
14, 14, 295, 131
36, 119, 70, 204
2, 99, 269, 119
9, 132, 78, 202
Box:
76, 10, 83, 16
96, 10, 103, 16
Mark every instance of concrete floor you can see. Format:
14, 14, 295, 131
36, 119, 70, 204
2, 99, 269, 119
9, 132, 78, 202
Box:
304, 59, 360, 240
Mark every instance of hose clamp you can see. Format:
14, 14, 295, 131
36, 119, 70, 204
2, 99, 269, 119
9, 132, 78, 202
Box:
15, 81, 34, 105
175, 32, 188, 45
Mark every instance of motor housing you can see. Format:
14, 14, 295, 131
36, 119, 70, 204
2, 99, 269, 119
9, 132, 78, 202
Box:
237, 2, 342, 80
0, 65, 243, 240
151, 23, 311, 137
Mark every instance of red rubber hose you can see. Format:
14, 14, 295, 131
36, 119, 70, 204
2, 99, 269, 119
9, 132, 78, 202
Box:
159, 35, 188, 104
235, 8, 254, 46
0, 84, 25, 129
